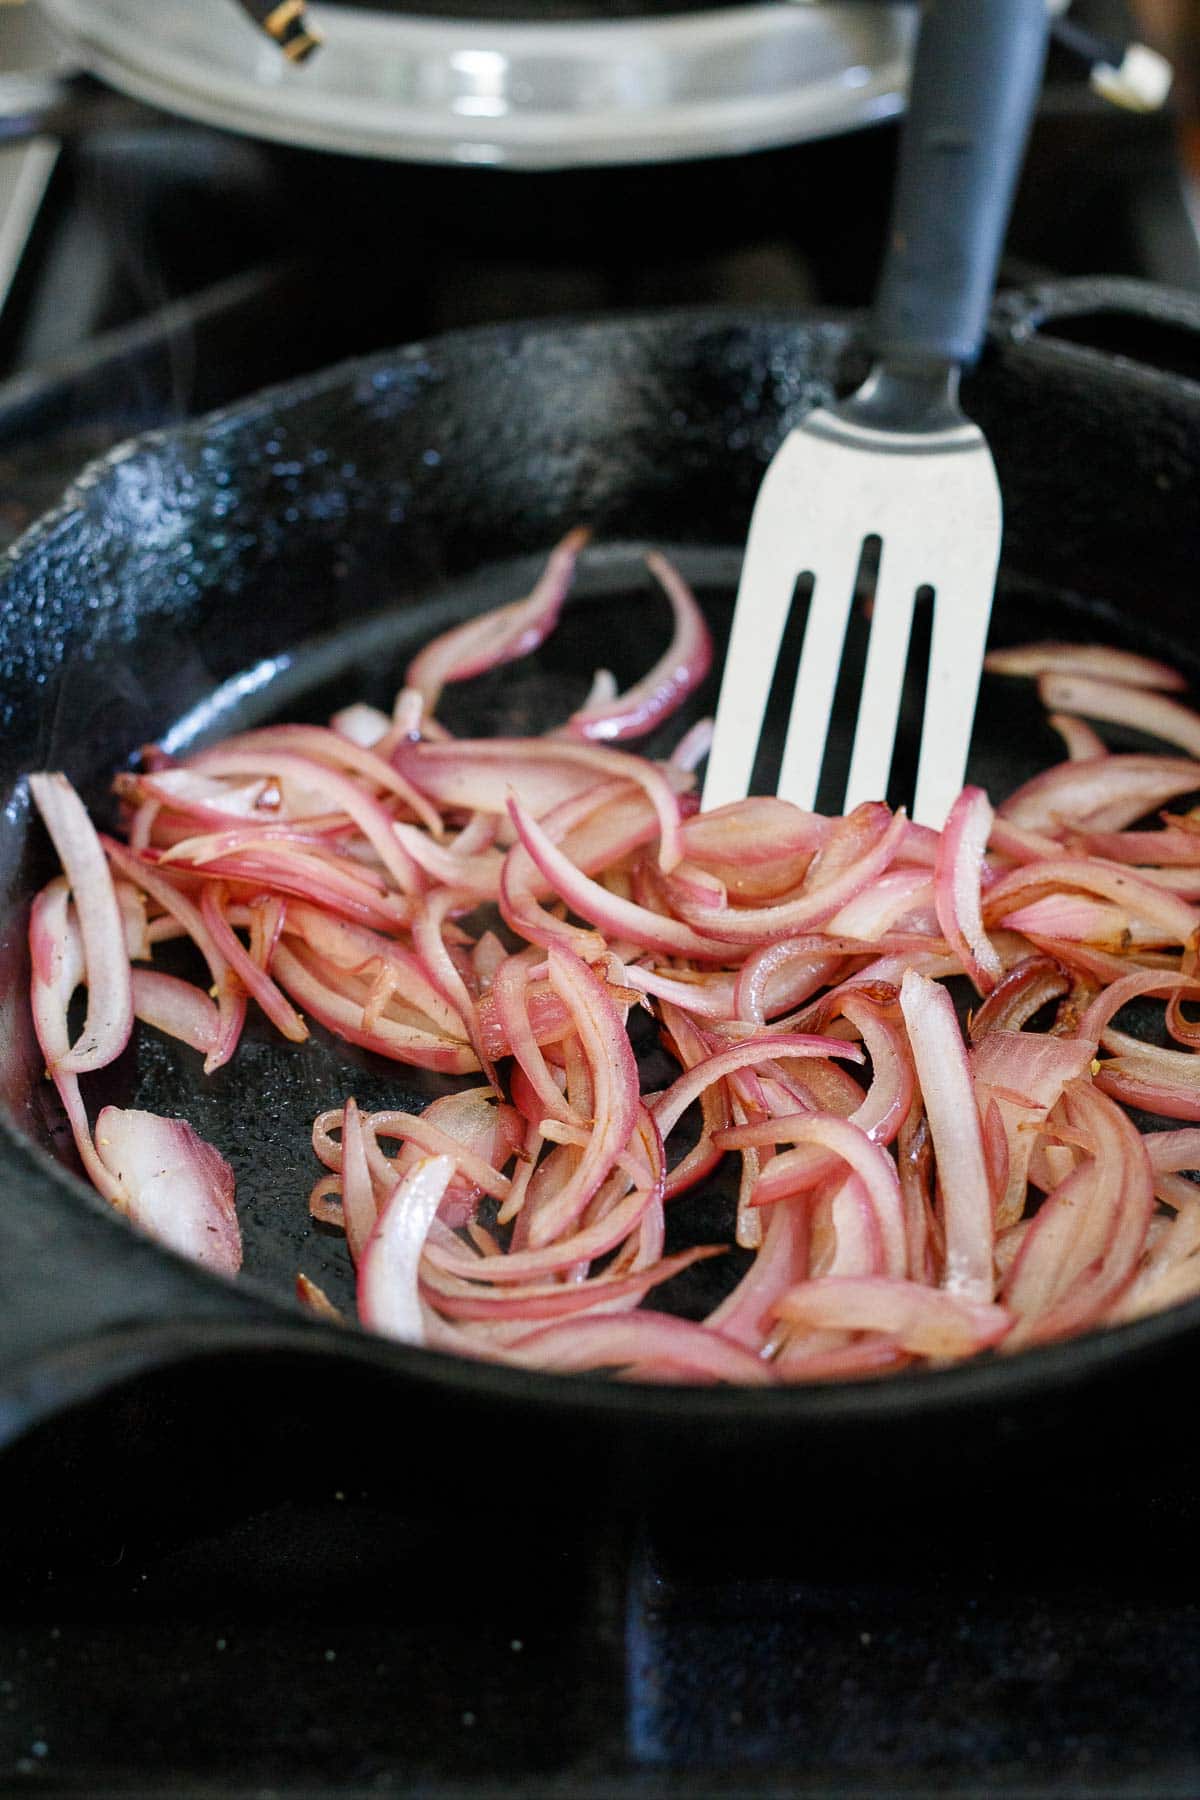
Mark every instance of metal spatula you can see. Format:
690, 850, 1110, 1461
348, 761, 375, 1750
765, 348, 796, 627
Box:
702, 0, 1050, 829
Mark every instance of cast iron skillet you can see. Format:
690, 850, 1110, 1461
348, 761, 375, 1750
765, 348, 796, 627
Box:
1, 279, 1199, 1490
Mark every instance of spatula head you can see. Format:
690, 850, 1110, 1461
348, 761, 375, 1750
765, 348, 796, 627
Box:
702, 409, 1003, 828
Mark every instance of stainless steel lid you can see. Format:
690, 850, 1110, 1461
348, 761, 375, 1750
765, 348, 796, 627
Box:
35, 0, 922, 169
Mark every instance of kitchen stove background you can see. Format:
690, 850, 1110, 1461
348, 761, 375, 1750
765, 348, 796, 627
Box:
2, 0, 1197, 533
0, 2, 1198, 1793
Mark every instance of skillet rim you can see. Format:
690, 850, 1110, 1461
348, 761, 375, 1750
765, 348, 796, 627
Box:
3, 295, 1200, 1433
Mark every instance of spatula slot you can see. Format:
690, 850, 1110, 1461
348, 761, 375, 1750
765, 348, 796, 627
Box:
882, 583, 935, 810
813, 534, 882, 816
752, 571, 815, 799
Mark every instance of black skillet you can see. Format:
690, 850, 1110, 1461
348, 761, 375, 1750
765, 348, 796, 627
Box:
1, 279, 1199, 1500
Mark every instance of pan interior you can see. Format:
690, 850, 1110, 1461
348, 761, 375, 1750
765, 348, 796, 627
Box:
40, 536, 1195, 1325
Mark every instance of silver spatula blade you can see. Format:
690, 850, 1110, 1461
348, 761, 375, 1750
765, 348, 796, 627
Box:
701, 408, 1002, 829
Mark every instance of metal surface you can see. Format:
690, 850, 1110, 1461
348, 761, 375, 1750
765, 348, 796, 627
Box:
28, 0, 1075, 171
33, 0, 917, 169
701, 401, 1002, 823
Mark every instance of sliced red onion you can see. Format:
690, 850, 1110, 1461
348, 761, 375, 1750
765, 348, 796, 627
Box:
826, 868, 937, 942
426, 1108, 663, 1286
282, 902, 465, 1039
93, 1106, 241, 1274
1073, 967, 1200, 1042
986, 857, 1200, 945
683, 796, 829, 870
899, 969, 994, 1302
985, 641, 1185, 691
337, 1098, 379, 1265
296, 1272, 344, 1320
802, 948, 962, 1009
707, 1196, 809, 1347
271, 942, 478, 1074
189, 724, 443, 835
934, 786, 1002, 994
999, 755, 1200, 834
411, 887, 491, 1073
28, 881, 125, 1204
476, 977, 572, 1062
670, 717, 714, 773
491, 951, 580, 1127
506, 798, 732, 960
362, 1108, 512, 1202
561, 552, 712, 743
968, 955, 1070, 1040
394, 741, 603, 822
102, 837, 245, 1073
1070, 821, 1200, 865
422, 1244, 719, 1323
157, 841, 416, 934
747, 1114, 906, 1277
200, 883, 308, 1043
724, 1003, 909, 1197
180, 748, 425, 895
579, 668, 619, 715
970, 1029, 1098, 1228
392, 823, 503, 899
1038, 672, 1200, 759
519, 945, 639, 1248
736, 943, 846, 1027
29, 773, 133, 1076
772, 1337, 910, 1382
652, 1032, 864, 1145
118, 767, 286, 827
1048, 713, 1109, 761
397, 737, 687, 872
156, 821, 373, 868
773, 1277, 1011, 1358
1094, 866, 1200, 899
357, 1154, 455, 1345
1094, 1061, 1200, 1121
37, 566, 1200, 1385
383, 1086, 518, 1227
332, 703, 391, 748
130, 969, 220, 1055
768, 1057, 866, 1120
666, 805, 909, 946
506, 1312, 773, 1384
897, 1106, 935, 1284
1002, 1082, 1152, 1344
730, 1096, 765, 1251
1114, 1205, 1200, 1324
1144, 1129, 1200, 1172
987, 817, 1068, 863
406, 528, 588, 710
652, 1012, 732, 1203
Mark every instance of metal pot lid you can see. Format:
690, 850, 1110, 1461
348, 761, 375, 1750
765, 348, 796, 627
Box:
34, 0, 925, 169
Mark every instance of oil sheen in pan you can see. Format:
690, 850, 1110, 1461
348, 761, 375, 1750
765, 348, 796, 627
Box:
105, 541, 1191, 1325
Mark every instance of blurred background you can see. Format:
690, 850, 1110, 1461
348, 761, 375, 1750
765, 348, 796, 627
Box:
0, 0, 1195, 470
1136, 0, 1200, 162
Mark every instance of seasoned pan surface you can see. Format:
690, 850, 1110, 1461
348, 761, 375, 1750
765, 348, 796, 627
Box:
3, 292, 1200, 1459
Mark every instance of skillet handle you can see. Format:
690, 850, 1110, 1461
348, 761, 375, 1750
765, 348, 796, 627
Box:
871, 0, 1049, 369
0, 1135, 295, 1448
989, 275, 1200, 372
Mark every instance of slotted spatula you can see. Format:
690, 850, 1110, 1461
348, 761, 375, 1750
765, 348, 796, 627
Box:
702, 0, 1050, 828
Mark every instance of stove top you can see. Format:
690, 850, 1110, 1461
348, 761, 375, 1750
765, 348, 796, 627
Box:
0, 1357, 1196, 1794
0, 2, 1198, 1791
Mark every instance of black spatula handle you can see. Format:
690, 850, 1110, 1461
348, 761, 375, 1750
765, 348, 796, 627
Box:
872, 0, 1050, 369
